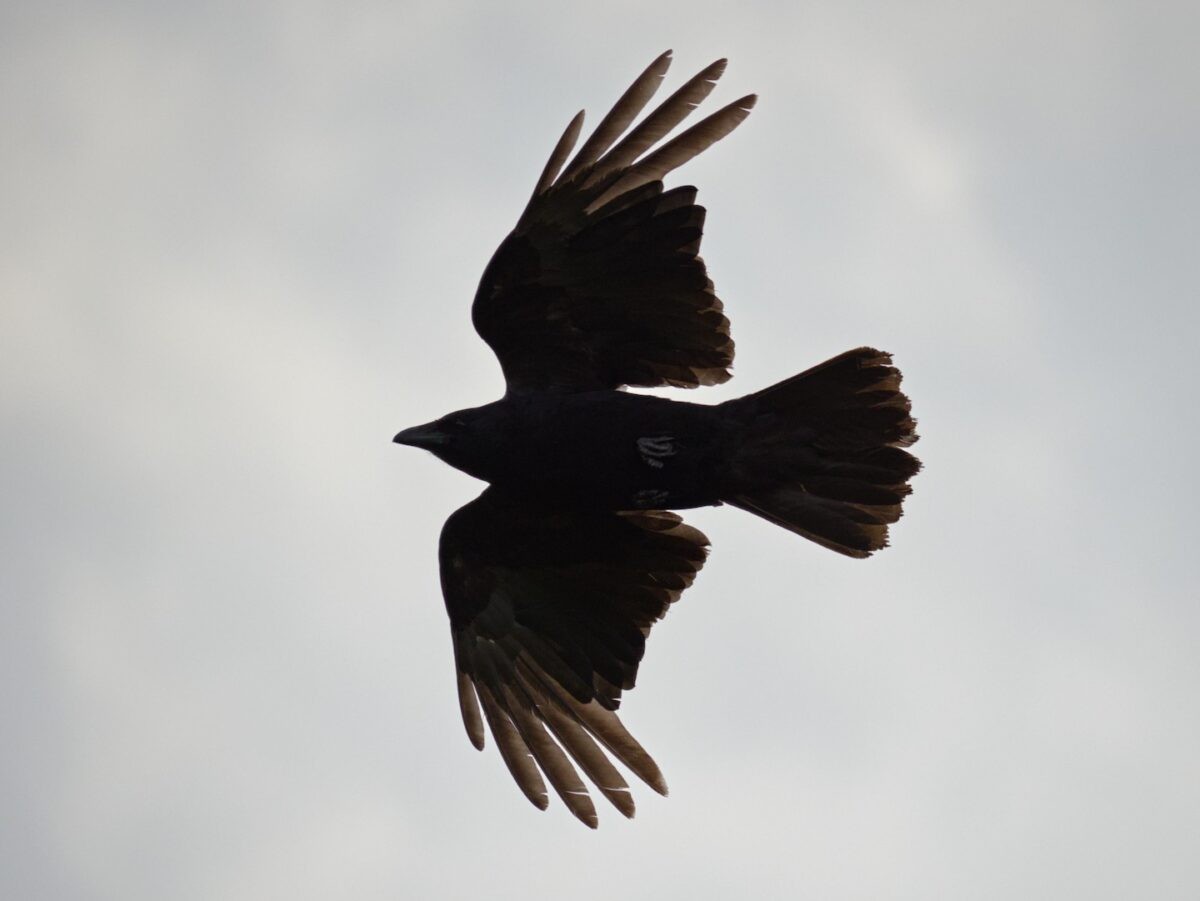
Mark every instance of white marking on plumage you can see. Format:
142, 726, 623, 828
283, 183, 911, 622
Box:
637, 436, 677, 468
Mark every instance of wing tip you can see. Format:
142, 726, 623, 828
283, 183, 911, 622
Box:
576, 807, 600, 829
604, 787, 637, 819
642, 49, 674, 87
648, 771, 669, 796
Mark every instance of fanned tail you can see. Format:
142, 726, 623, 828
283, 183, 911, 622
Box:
723, 347, 921, 557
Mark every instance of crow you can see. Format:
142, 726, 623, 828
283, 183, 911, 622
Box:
393, 51, 920, 827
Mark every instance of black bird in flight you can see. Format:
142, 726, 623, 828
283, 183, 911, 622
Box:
394, 51, 920, 827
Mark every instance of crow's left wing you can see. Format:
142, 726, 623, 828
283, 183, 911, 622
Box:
472, 51, 755, 394
438, 488, 708, 827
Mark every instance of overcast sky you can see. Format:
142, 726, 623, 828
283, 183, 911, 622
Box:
3, 2, 1199, 899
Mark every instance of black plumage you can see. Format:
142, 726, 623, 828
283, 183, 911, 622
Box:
393, 52, 921, 827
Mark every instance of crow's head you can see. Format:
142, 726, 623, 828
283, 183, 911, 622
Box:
393, 402, 508, 482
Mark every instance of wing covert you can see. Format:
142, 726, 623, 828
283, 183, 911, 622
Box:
472, 51, 755, 394
438, 488, 709, 826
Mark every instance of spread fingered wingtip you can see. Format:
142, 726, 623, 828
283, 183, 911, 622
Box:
528, 52, 754, 212
558, 51, 675, 182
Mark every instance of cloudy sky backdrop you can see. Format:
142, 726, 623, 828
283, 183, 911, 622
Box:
3, 1, 1198, 898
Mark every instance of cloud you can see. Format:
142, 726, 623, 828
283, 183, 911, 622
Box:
3, 3, 1198, 899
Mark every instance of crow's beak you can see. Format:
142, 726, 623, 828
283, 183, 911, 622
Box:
392, 421, 449, 450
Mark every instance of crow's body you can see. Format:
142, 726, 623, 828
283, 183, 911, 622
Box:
394, 52, 920, 827
399, 391, 733, 512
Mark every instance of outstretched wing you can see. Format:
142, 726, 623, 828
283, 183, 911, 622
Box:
438, 488, 709, 827
473, 51, 756, 394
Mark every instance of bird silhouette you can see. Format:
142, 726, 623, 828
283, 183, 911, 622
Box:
394, 51, 920, 827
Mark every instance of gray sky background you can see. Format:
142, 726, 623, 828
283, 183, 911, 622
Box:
3, 2, 1198, 898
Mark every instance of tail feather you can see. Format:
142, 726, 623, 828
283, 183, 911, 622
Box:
724, 347, 920, 558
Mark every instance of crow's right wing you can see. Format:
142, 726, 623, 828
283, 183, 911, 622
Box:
437, 488, 709, 827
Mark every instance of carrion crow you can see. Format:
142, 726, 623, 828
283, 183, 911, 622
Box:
394, 51, 921, 827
